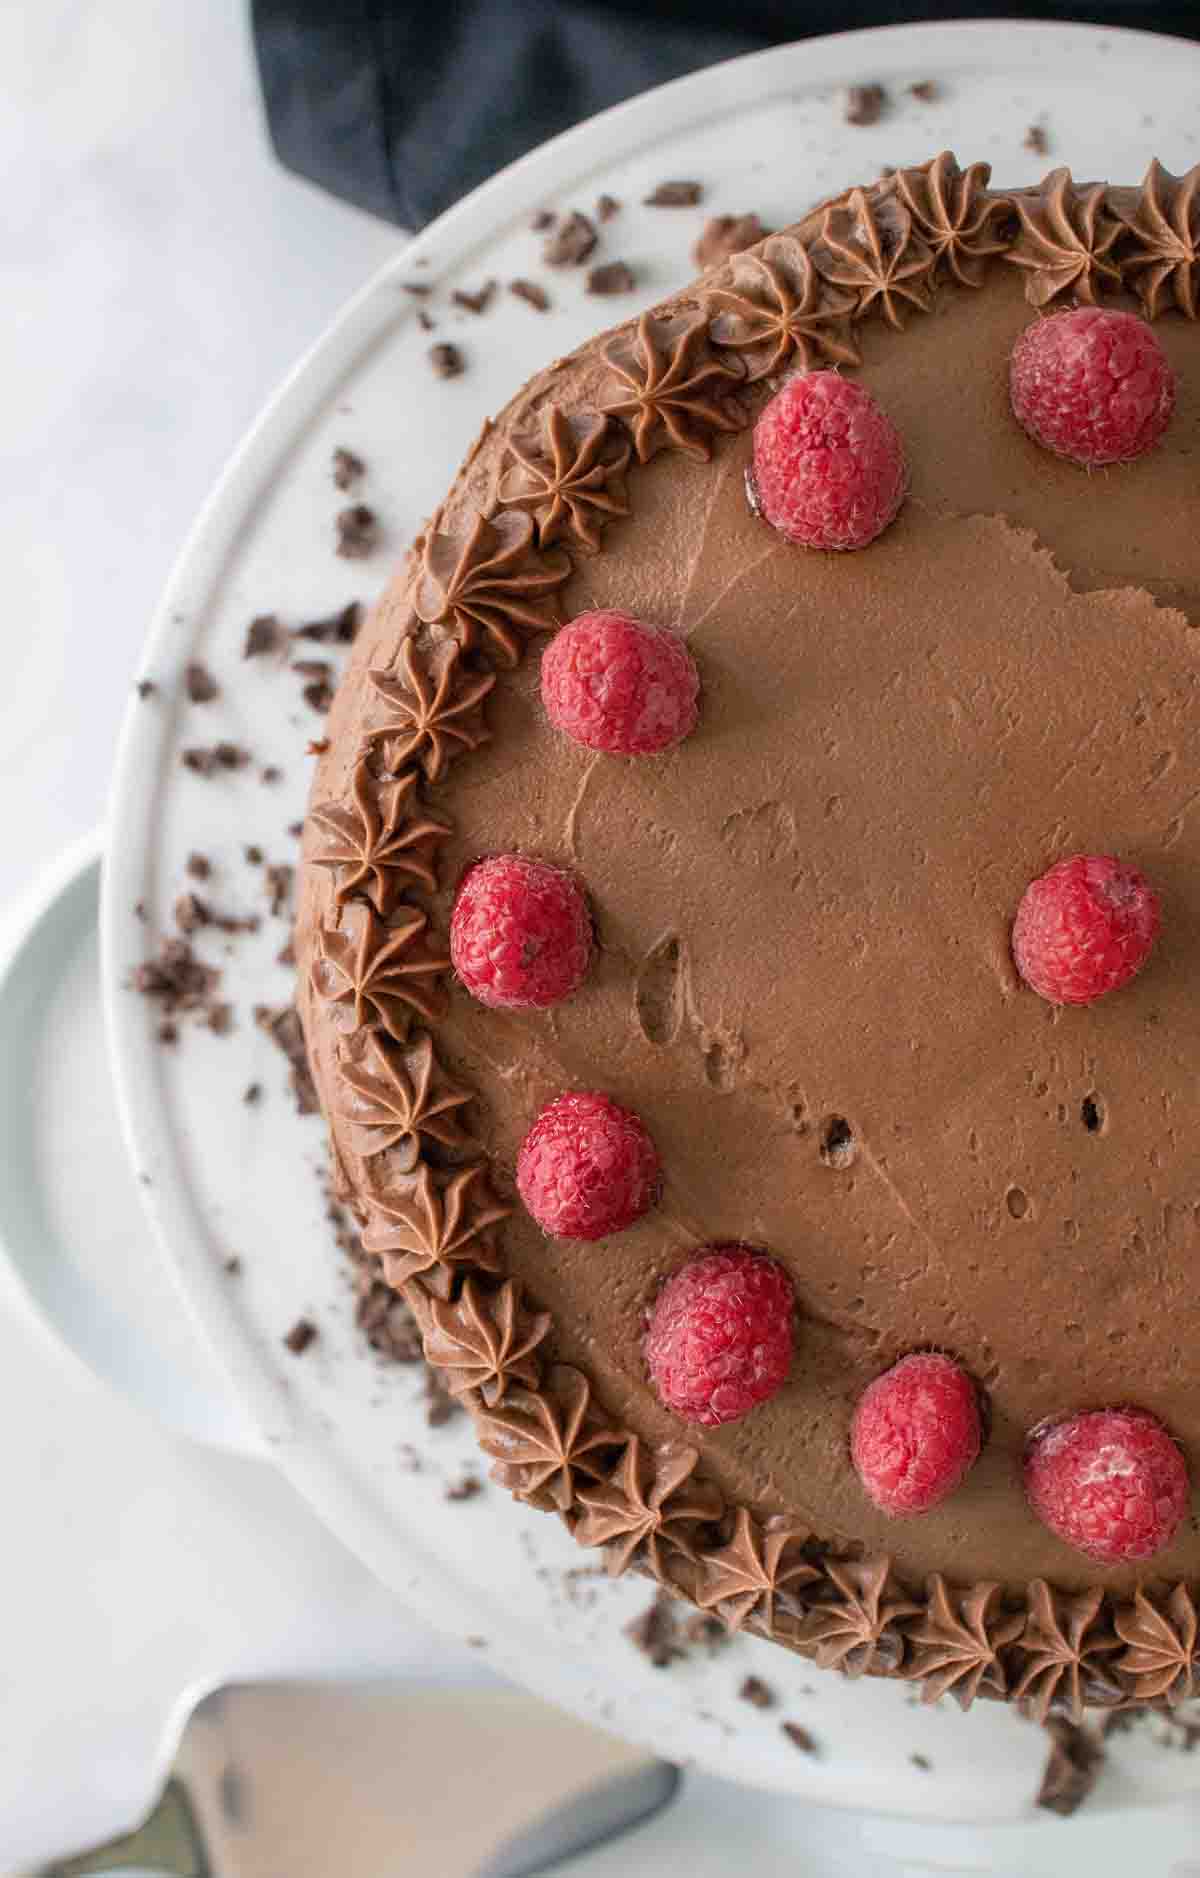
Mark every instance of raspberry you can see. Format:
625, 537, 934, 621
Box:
749, 371, 907, 550
851, 1353, 981, 1516
1010, 307, 1176, 467
450, 855, 592, 1010
517, 1091, 660, 1240
541, 610, 699, 755
1012, 853, 1160, 1007
644, 1245, 794, 1427
1024, 1408, 1189, 1563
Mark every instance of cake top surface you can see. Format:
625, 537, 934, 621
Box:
297, 154, 1200, 1715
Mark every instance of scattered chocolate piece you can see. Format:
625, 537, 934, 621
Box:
879, 164, 896, 179
781, 1722, 816, 1755
682, 1612, 727, 1652
844, 83, 887, 125
425, 1366, 461, 1426
132, 937, 222, 1026
211, 908, 260, 935
692, 212, 770, 270
294, 600, 361, 645
174, 892, 209, 935
291, 659, 331, 684
216, 742, 247, 768
335, 503, 378, 560
158, 1021, 179, 1046
356, 1272, 425, 1361
185, 852, 211, 881
586, 261, 636, 296
1024, 123, 1049, 156
738, 1676, 776, 1710
625, 1590, 684, 1668
595, 193, 620, 222
509, 278, 550, 312
401, 281, 432, 297
287, 821, 304, 839
1037, 1718, 1104, 1817
136, 678, 157, 699
451, 280, 496, 315
909, 79, 939, 102
243, 613, 285, 660
303, 679, 335, 713
644, 180, 702, 207
543, 212, 597, 266
417, 308, 435, 332
254, 1003, 319, 1114
243, 1083, 261, 1106
445, 1473, 483, 1502
265, 863, 293, 918
332, 447, 365, 490
185, 662, 219, 704
224, 1255, 242, 1275
531, 208, 555, 230
260, 766, 282, 786
465, 1635, 488, 1649
182, 742, 250, 776
307, 737, 331, 755
245, 845, 263, 865
911, 1753, 932, 1771
207, 1002, 233, 1036
277, 938, 296, 967
133, 900, 148, 922
284, 1317, 317, 1355
430, 342, 464, 379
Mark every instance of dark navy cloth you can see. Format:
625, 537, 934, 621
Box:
250, 2, 1198, 229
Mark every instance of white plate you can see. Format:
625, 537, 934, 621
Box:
102, 21, 1200, 1820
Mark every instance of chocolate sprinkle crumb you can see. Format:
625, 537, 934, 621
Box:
287, 821, 304, 839
531, 209, 555, 230
625, 1590, 684, 1668
510, 278, 550, 312
451, 280, 496, 315
1037, 1718, 1104, 1816
844, 83, 887, 126
291, 659, 331, 684
224, 1255, 242, 1275
909, 79, 939, 102
158, 1020, 178, 1045
207, 1002, 233, 1036
243, 614, 285, 660
401, 281, 432, 297
182, 743, 250, 776
596, 193, 620, 222
132, 937, 222, 1026
445, 1473, 483, 1502
185, 662, 219, 704
682, 1612, 727, 1652
332, 447, 365, 490
692, 212, 770, 270
417, 308, 435, 332
136, 679, 157, 699
265, 863, 293, 918
277, 938, 296, 967
1024, 123, 1049, 156
284, 1317, 317, 1355
294, 600, 361, 645
174, 892, 209, 935
644, 180, 702, 207
781, 1722, 817, 1755
335, 503, 378, 560
356, 1271, 425, 1362
186, 852, 211, 881
243, 1083, 261, 1106
911, 1753, 932, 1771
261, 766, 282, 786
245, 845, 263, 865
738, 1676, 776, 1710
430, 342, 464, 379
303, 679, 335, 714
254, 1003, 319, 1114
134, 900, 147, 922
543, 212, 598, 266
307, 738, 331, 756
425, 1367, 461, 1426
586, 261, 636, 296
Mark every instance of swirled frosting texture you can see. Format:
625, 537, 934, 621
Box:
297, 156, 1200, 1707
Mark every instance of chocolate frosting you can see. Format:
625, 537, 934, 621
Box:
296, 156, 1200, 1708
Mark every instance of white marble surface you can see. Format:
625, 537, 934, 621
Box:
3, 3, 1200, 1872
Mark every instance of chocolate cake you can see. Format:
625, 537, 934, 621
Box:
297, 155, 1200, 1715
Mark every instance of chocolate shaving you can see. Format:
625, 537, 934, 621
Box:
260, 766, 282, 786
136, 679, 157, 699
277, 938, 296, 967
430, 342, 464, 379
207, 1002, 234, 1035
243, 1083, 261, 1105
692, 212, 770, 270
182, 742, 249, 776
418, 309, 435, 332
264, 863, 293, 918
625, 1590, 685, 1668
185, 662, 219, 704
781, 1722, 817, 1755
1024, 124, 1049, 156
355, 1270, 425, 1362
307, 738, 330, 756
445, 1473, 483, 1502
158, 1021, 178, 1046
245, 845, 263, 865
451, 280, 496, 315
1037, 1718, 1105, 1816
644, 180, 702, 207
287, 821, 304, 839
303, 679, 335, 714
543, 212, 597, 266
844, 83, 887, 125
595, 193, 620, 222
185, 852, 211, 881
254, 1003, 319, 1114
401, 281, 432, 297
738, 1675, 775, 1709
243, 614, 285, 659
332, 447, 365, 490
335, 503, 378, 560
509, 278, 550, 312
174, 892, 208, 935
911, 1753, 932, 1771
294, 600, 361, 645
224, 1255, 243, 1275
909, 79, 939, 102
284, 1317, 317, 1355
425, 1367, 461, 1426
586, 261, 636, 295
291, 660, 331, 683
131, 937, 227, 1038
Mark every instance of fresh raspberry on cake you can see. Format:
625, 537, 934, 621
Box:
517, 1091, 660, 1239
1010, 307, 1175, 467
750, 371, 907, 550
450, 855, 592, 1010
851, 1353, 982, 1516
1024, 1408, 1189, 1563
644, 1245, 794, 1427
1012, 853, 1160, 1006
541, 609, 699, 755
